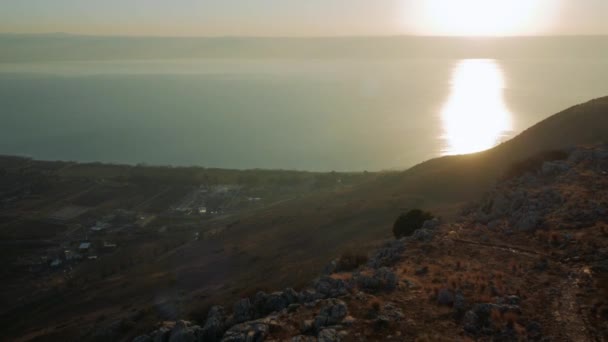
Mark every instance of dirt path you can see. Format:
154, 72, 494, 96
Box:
553, 271, 599, 342
451, 237, 600, 341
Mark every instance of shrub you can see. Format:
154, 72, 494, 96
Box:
503, 149, 569, 179
336, 250, 368, 272
392, 209, 434, 239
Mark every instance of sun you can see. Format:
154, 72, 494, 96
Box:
404, 0, 558, 36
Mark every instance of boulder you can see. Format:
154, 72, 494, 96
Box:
462, 310, 480, 334
291, 336, 317, 342
233, 298, 253, 324
422, 218, 440, 230
282, 288, 299, 305
133, 335, 152, 342
437, 288, 454, 306
202, 306, 227, 342
264, 292, 288, 314
168, 321, 201, 342
221, 320, 269, 342
314, 276, 350, 298
367, 239, 406, 269
150, 326, 171, 342
412, 229, 434, 242
318, 329, 340, 342
299, 289, 323, 304
541, 161, 570, 176
355, 267, 397, 293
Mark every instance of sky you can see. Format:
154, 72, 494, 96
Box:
1, 0, 608, 37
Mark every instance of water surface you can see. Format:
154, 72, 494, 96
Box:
1, 57, 607, 171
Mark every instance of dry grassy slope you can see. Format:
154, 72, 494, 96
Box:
158, 97, 608, 322
141, 144, 608, 342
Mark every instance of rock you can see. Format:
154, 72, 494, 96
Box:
314, 276, 350, 298
374, 315, 391, 330
503, 295, 521, 306
169, 321, 201, 342
150, 326, 171, 342
363, 267, 397, 292
318, 329, 340, 342
282, 288, 299, 305
299, 289, 322, 304
313, 314, 329, 332
414, 266, 429, 276
462, 310, 480, 334
300, 319, 314, 334
133, 335, 152, 342
541, 161, 570, 176
412, 229, 435, 242
437, 288, 454, 306
526, 321, 543, 340
325, 300, 348, 325
233, 298, 253, 324
253, 291, 269, 316
264, 292, 288, 314
422, 218, 440, 230
221, 320, 269, 342
515, 211, 542, 232
367, 239, 406, 268
453, 292, 467, 319
533, 258, 549, 271
342, 316, 356, 326
291, 336, 317, 342
287, 303, 301, 313
202, 306, 227, 342
313, 299, 348, 331
322, 259, 338, 275
382, 302, 404, 321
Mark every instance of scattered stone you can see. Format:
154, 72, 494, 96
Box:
318, 328, 340, 342
299, 289, 322, 304
132, 335, 152, 342
221, 320, 269, 342
291, 335, 317, 342
367, 239, 406, 268
233, 298, 253, 324
415, 266, 429, 276
314, 276, 350, 298
282, 288, 299, 305
342, 316, 356, 326
202, 306, 227, 342
168, 321, 201, 342
412, 229, 435, 242
382, 302, 404, 321
526, 321, 543, 340
355, 267, 397, 292
437, 288, 454, 306
374, 315, 391, 331
287, 303, 301, 313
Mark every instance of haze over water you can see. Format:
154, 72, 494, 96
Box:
1, 42, 608, 171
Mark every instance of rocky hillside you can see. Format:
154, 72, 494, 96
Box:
129, 145, 608, 341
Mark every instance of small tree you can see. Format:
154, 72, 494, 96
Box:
393, 209, 434, 239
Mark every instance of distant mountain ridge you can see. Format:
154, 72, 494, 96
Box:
1, 35, 608, 62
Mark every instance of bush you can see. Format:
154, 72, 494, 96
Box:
393, 209, 434, 239
336, 250, 368, 272
503, 150, 569, 179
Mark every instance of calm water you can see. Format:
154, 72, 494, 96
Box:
1, 58, 607, 171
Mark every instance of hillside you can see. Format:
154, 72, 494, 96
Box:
134, 144, 608, 341
172, 96, 608, 298
1, 97, 607, 341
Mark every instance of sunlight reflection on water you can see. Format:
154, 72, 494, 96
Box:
441, 59, 513, 155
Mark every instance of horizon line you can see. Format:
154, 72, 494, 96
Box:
2, 32, 608, 39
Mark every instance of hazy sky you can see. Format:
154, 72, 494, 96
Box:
1, 0, 607, 37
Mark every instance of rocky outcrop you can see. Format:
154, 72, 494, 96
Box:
134, 145, 608, 342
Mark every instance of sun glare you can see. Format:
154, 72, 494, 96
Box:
406, 0, 558, 36
441, 59, 513, 155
